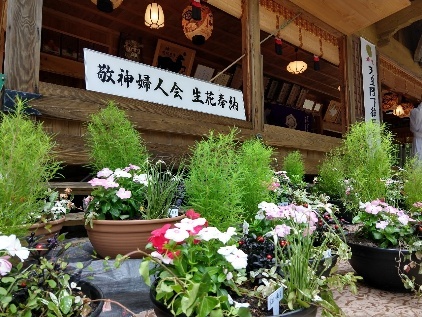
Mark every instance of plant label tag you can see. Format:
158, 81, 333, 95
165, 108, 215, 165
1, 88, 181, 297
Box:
168, 207, 179, 218
323, 248, 332, 259
278, 202, 289, 206
267, 286, 283, 315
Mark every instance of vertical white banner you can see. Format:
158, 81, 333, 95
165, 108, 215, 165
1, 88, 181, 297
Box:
360, 38, 380, 122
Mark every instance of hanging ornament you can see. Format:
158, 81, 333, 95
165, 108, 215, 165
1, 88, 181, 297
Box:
313, 55, 320, 70
182, 4, 213, 45
275, 37, 283, 55
191, 0, 202, 21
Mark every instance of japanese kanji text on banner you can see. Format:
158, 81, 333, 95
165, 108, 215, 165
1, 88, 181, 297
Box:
84, 49, 246, 120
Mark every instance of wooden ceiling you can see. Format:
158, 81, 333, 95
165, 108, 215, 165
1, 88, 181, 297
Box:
284, 0, 411, 35
42, 0, 341, 101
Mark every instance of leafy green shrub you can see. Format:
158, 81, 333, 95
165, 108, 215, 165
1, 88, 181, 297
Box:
237, 138, 273, 220
282, 150, 306, 187
85, 101, 149, 171
184, 128, 244, 230
316, 149, 345, 200
0, 99, 60, 236
403, 160, 422, 209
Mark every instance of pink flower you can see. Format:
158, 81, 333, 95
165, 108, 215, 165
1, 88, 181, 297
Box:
267, 182, 280, 191
0, 256, 12, 276
274, 224, 291, 238
376, 221, 389, 230
116, 188, 131, 199
151, 224, 172, 237
413, 202, 422, 208
365, 204, 382, 215
102, 300, 112, 312
186, 209, 201, 219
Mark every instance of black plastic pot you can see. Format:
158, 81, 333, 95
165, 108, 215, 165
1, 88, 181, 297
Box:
78, 280, 104, 317
150, 285, 317, 317
348, 241, 422, 290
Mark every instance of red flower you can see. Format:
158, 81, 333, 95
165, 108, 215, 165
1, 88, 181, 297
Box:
186, 209, 201, 219
149, 235, 169, 252
151, 223, 172, 237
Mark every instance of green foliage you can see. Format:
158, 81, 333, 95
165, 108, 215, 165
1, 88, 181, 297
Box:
0, 98, 61, 236
237, 138, 273, 221
184, 128, 244, 230
316, 149, 345, 200
282, 151, 306, 187
85, 101, 149, 171
403, 160, 422, 209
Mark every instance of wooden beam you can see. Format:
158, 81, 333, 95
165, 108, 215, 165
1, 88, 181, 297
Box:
4, 0, 43, 92
242, 0, 263, 131
376, 0, 422, 46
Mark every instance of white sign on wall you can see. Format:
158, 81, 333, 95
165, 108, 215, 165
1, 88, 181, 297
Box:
84, 49, 246, 120
360, 38, 380, 122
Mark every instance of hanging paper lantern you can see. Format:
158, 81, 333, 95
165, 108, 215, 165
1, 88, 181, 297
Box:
91, 0, 123, 13
182, 4, 213, 45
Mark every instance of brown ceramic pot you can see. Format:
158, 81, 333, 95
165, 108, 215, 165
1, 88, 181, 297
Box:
85, 215, 185, 259
28, 217, 66, 242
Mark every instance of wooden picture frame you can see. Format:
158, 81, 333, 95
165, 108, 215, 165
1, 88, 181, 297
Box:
152, 39, 195, 76
118, 33, 143, 63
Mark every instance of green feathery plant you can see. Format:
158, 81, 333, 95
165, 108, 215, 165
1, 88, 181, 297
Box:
237, 137, 274, 221
282, 150, 306, 188
0, 98, 61, 236
85, 101, 149, 172
184, 128, 244, 230
403, 159, 422, 210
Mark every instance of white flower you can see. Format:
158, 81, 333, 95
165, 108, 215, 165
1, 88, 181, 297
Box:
274, 224, 291, 238
196, 227, 221, 241
255, 210, 265, 220
219, 227, 237, 244
234, 302, 250, 308
225, 248, 248, 270
164, 228, 189, 242
226, 271, 233, 280
97, 168, 113, 178
0, 235, 29, 261
217, 245, 237, 256
242, 221, 249, 234
133, 174, 149, 186
113, 168, 132, 178
175, 217, 207, 232
151, 251, 173, 264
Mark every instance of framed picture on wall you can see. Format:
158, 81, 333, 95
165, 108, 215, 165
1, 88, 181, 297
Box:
152, 39, 195, 76
118, 33, 144, 63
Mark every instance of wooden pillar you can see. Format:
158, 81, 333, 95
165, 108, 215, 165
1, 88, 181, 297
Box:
4, 0, 43, 92
0, 0, 7, 74
241, 0, 263, 132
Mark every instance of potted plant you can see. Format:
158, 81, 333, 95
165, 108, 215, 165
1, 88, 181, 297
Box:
84, 161, 185, 258
28, 188, 75, 242
347, 199, 422, 292
137, 206, 359, 317
0, 98, 61, 236
0, 233, 104, 316
83, 102, 185, 258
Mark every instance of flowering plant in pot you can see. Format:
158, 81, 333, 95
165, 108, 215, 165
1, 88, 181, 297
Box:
138, 209, 250, 317
235, 202, 359, 317
83, 160, 185, 258
348, 199, 422, 292
0, 233, 103, 316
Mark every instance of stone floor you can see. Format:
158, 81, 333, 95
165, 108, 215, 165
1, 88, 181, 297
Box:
60, 236, 422, 317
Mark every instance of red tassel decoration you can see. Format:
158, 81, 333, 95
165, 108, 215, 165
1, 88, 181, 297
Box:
275, 37, 283, 55
313, 55, 320, 71
191, 0, 202, 21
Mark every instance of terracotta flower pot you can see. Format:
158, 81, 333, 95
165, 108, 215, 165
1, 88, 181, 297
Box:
85, 215, 185, 259
28, 217, 66, 242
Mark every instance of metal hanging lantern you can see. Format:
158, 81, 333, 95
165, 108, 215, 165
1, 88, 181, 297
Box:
182, 4, 213, 45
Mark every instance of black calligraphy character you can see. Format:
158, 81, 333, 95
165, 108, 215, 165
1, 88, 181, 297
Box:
117, 69, 134, 88
170, 82, 183, 100
136, 75, 151, 91
192, 87, 204, 104
154, 78, 169, 96
228, 96, 239, 111
370, 98, 377, 118
218, 94, 227, 108
97, 64, 115, 84
368, 66, 373, 75
370, 75, 375, 86
369, 86, 376, 97
205, 91, 216, 106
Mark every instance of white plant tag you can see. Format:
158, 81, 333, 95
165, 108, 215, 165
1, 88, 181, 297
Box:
168, 207, 179, 218
267, 286, 284, 315
323, 248, 332, 259
278, 202, 289, 206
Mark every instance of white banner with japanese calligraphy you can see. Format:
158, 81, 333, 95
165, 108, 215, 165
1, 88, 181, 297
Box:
360, 38, 380, 122
84, 49, 246, 120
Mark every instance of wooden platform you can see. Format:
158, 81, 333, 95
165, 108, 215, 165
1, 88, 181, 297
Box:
49, 181, 91, 196
63, 211, 85, 227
